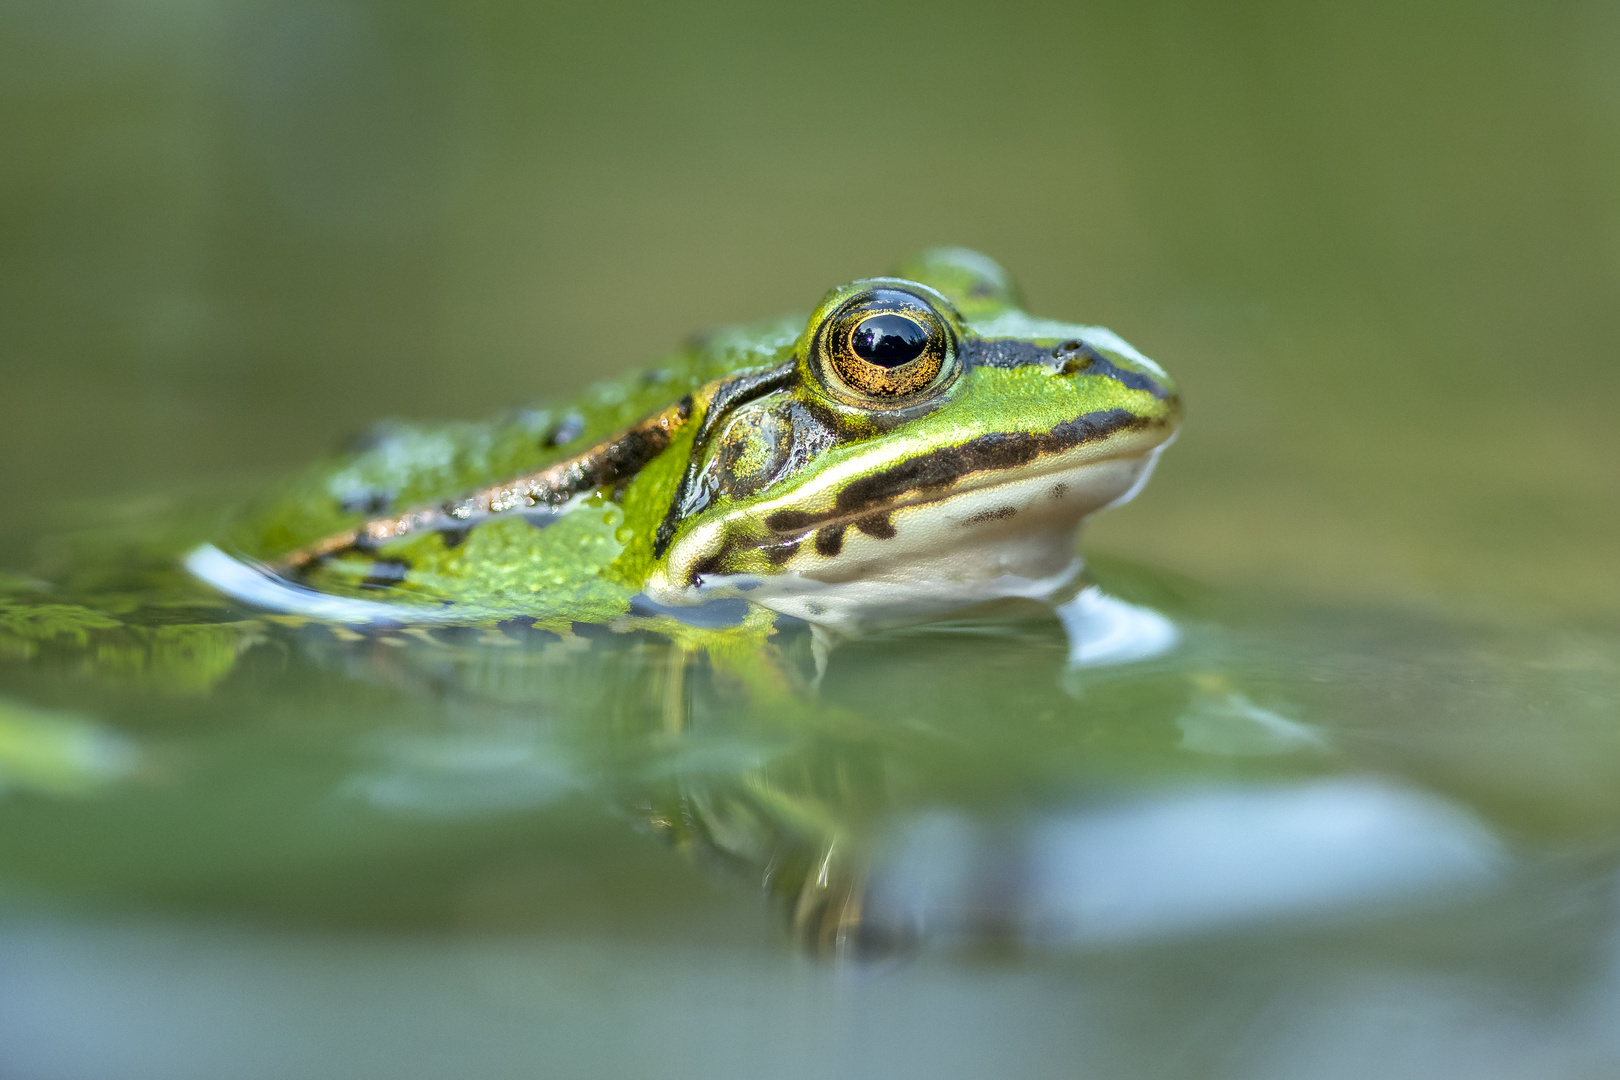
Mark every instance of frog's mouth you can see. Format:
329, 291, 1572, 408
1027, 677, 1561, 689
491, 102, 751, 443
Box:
649, 407, 1174, 617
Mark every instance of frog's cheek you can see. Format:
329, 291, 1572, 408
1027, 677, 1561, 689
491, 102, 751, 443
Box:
645, 441, 1169, 632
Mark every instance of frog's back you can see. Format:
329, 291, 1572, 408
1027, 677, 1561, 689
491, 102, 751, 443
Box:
235, 318, 780, 536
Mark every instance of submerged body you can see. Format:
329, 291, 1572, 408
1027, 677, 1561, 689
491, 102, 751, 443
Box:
196, 250, 1179, 638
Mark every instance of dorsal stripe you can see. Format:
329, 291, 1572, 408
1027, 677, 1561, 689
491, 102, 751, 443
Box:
278, 395, 694, 573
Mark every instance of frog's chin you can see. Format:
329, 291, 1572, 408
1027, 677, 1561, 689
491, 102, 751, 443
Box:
682, 557, 1086, 638
646, 442, 1168, 636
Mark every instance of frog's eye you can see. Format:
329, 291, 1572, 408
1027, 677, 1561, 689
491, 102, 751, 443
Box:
816, 288, 956, 401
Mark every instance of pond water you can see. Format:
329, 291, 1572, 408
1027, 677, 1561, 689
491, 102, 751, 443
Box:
2, 2, 1619, 1078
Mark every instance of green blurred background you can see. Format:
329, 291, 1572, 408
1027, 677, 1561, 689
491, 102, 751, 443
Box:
3, 0, 1617, 618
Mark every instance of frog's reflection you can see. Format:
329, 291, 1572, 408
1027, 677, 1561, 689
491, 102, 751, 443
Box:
313, 617, 887, 957
638, 738, 891, 959
641, 763, 1505, 959
311, 612, 1507, 962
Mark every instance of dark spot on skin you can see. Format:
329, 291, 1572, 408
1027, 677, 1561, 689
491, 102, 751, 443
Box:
853, 513, 896, 539
1051, 483, 1069, 499
964, 505, 1017, 526
439, 527, 470, 549
338, 490, 393, 515
542, 412, 586, 448
814, 524, 846, 557
359, 558, 411, 590
806, 601, 826, 616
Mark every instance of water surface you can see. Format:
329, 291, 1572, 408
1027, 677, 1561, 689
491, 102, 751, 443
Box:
2, 2, 1618, 1077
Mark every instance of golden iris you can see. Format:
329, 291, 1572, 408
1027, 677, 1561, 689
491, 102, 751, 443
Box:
817, 288, 953, 400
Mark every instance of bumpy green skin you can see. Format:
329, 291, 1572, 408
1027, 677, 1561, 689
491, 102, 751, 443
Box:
225, 249, 1177, 630
230, 316, 801, 623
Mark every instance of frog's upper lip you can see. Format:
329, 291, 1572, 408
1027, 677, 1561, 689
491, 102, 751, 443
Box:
756, 406, 1173, 538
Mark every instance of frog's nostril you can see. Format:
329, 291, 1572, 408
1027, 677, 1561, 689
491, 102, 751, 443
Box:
1052, 340, 1092, 375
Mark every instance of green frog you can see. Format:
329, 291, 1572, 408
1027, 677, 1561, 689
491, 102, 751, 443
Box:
188, 248, 1180, 649
0, 249, 1181, 958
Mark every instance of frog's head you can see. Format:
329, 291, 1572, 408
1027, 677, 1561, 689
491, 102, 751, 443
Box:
646, 249, 1180, 632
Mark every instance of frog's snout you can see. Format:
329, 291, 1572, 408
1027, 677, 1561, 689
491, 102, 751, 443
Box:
1055, 340, 1177, 404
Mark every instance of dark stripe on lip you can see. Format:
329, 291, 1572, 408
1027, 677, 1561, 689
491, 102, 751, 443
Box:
764, 408, 1150, 536
967, 338, 1170, 400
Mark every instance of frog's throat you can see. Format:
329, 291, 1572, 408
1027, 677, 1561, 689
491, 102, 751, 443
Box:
275, 395, 696, 574
651, 410, 1172, 596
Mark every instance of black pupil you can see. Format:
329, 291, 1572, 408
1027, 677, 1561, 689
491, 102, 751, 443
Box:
851, 314, 929, 368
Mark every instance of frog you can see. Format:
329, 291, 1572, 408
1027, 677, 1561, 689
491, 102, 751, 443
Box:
186, 247, 1180, 653
0, 249, 1181, 958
